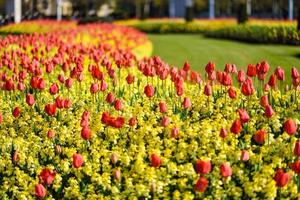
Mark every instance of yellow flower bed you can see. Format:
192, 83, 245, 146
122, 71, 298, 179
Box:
0, 21, 299, 199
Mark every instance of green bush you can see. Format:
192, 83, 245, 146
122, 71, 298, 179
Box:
130, 22, 210, 34
204, 25, 300, 45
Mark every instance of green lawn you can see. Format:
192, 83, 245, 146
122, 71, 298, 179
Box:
148, 34, 300, 75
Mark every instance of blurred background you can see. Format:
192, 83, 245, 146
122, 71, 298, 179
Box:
0, 0, 299, 24
0, 0, 299, 73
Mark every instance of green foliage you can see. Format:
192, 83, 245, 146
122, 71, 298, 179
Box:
204, 25, 300, 45
130, 22, 219, 34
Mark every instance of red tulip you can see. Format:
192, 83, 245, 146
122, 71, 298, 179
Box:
240, 150, 250, 162
230, 119, 242, 134
161, 116, 170, 127
275, 67, 285, 81
195, 160, 211, 174
264, 105, 274, 118
273, 169, 290, 187
63, 99, 72, 109
73, 153, 84, 168
129, 117, 137, 127
228, 87, 237, 99
49, 83, 59, 95
222, 73, 232, 86
264, 83, 270, 91
183, 61, 190, 72
44, 104, 56, 116
106, 92, 115, 104
12, 150, 19, 163
47, 130, 55, 139
293, 76, 300, 87
241, 78, 255, 96
101, 112, 110, 124
12, 107, 21, 118
17, 82, 25, 91
220, 162, 232, 178
100, 80, 108, 92
113, 169, 121, 181
257, 61, 270, 75
238, 109, 250, 124
65, 78, 73, 89
38, 78, 46, 90
114, 99, 122, 111
58, 74, 65, 83
283, 119, 297, 135
126, 74, 135, 84
204, 84, 212, 96
39, 168, 56, 185
182, 97, 191, 109
247, 64, 256, 77
159, 101, 167, 113
112, 117, 125, 129
205, 61, 215, 75
253, 130, 266, 144
35, 184, 47, 199
224, 63, 232, 73
194, 177, 209, 193
220, 128, 228, 139
290, 160, 300, 174
26, 93, 35, 106
291, 67, 299, 79
81, 127, 92, 140
237, 70, 246, 83
90, 83, 99, 94
111, 153, 119, 164
260, 95, 269, 108
0, 112, 3, 124
144, 84, 155, 98
150, 154, 162, 168
4, 79, 15, 91
294, 141, 300, 156
268, 74, 276, 88
171, 127, 179, 138
208, 71, 216, 81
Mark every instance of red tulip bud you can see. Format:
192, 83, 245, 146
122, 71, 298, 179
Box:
195, 160, 211, 174
273, 169, 290, 187
294, 141, 300, 156
264, 105, 274, 118
283, 119, 297, 135
194, 177, 209, 193
81, 127, 92, 140
220, 128, 228, 139
253, 130, 266, 144
159, 101, 167, 113
220, 162, 232, 178
47, 130, 55, 139
26, 93, 35, 106
12, 107, 21, 118
113, 169, 121, 181
240, 150, 250, 162
35, 184, 47, 199
73, 153, 84, 168
182, 97, 191, 109
230, 119, 242, 134
111, 153, 119, 164
150, 154, 162, 168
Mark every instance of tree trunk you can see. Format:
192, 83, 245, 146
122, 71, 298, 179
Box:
288, 0, 294, 20
209, 0, 215, 19
297, 6, 300, 31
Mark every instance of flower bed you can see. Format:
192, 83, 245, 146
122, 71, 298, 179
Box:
0, 21, 300, 199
